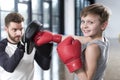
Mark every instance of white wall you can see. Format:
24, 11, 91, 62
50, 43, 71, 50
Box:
64, 0, 120, 39
64, 0, 76, 80
96, 0, 120, 39
64, 0, 75, 35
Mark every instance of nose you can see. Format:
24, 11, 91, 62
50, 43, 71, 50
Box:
16, 30, 22, 36
81, 22, 88, 29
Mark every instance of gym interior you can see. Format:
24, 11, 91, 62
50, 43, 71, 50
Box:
0, 0, 120, 80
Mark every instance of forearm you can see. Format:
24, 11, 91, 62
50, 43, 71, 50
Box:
61, 35, 92, 44
34, 53, 51, 70
34, 43, 53, 70
0, 48, 24, 72
75, 68, 93, 80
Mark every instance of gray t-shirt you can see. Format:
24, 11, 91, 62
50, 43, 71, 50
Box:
81, 37, 110, 80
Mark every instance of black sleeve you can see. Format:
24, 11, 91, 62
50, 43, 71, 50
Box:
34, 43, 53, 70
0, 39, 24, 72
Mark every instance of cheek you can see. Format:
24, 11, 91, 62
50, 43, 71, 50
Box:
80, 25, 83, 30
8, 30, 16, 36
92, 27, 101, 34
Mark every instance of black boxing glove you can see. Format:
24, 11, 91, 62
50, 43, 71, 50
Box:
34, 43, 53, 70
23, 20, 43, 54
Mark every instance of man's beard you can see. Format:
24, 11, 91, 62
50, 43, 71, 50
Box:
8, 33, 21, 43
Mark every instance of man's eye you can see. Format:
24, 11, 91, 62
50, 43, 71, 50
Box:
20, 28, 23, 31
13, 29, 16, 31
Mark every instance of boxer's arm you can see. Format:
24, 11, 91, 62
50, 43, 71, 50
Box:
75, 43, 101, 80
0, 41, 24, 72
25, 20, 91, 46
61, 35, 92, 44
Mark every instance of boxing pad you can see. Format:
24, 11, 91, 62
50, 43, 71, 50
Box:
23, 20, 43, 54
34, 43, 53, 70
24, 20, 43, 42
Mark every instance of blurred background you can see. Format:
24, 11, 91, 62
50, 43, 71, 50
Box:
0, 0, 120, 80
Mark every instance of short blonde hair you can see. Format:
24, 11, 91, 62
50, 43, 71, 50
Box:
80, 3, 111, 24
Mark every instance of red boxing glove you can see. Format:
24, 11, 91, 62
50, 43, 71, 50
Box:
57, 36, 82, 73
34, 30, 62, 46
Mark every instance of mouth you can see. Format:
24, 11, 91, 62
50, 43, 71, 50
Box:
83, 30, 90, 34
15, 36, 21, 40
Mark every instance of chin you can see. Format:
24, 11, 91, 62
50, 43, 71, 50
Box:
83, 34, 89, 37
83, 33, 92, 37
15, 39, 20, 43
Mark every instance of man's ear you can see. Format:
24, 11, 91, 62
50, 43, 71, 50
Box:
4, 26, 8, 32
101, 21, 108, 31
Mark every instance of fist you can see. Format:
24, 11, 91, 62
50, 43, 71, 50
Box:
57, 36, 82, 72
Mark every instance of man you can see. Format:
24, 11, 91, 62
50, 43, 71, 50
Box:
0, 12, 52, 80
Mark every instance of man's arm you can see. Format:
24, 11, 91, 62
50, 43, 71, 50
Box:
34, 43, 53, 70
0, 40, 24, 72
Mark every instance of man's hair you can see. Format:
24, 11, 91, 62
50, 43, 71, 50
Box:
5, 12, 24, 27
80, 3, 111, 24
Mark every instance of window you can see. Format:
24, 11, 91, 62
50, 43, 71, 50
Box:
0, 0, 14, 11
0, 0, 15, 39
75, 0, 94, 36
